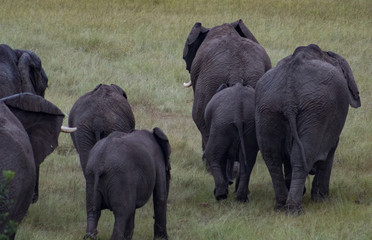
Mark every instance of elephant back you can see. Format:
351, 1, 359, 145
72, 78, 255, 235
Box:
69, 84, 135, 137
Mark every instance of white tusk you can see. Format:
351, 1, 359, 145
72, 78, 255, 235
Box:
61, 126, 77, 133
183, 81, 192, 88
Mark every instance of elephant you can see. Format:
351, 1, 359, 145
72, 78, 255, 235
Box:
0, 44, 48, 98
255, 44, 361, 213
0, 93, 66, 239
204, 83, 258, 202
83, 128, 171, 240
68, 84, 135, 176
182, 19, 271, 151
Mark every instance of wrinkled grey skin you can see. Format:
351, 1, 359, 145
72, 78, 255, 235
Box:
0, 93, 64, 239
0, 44, 49, 202
183, 19, 271, 151
255, 44, 361, 213
204, 83, 258, 202
68, 84, 135, 176
0, 44, 48, 98
84, 128, 171, 240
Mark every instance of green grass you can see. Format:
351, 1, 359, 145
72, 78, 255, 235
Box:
1, 0, 371, 239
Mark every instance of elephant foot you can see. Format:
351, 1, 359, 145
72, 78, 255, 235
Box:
285, 205, 304, 215
311, 192, 329, 202
236, 195, 248, 203
83, 230, 98, 240
274, 202, 286, 212
236, 189, 249, 202
154, 233, 168, 240
284, 200, 304, 215
214, 188, 228, 201
154, 223, 168, 240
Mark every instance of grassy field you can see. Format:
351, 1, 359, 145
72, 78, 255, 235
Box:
1, 0, 371, 239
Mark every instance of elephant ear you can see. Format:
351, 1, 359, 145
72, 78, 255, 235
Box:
3, 93, 65, 167
93, 83, 103, 91
110, 84, 128, 99
153, 127, 171, 194
15, 49, 48, 97
231, 19, 259, 44
327, 51, 361, 108
183, 22, 209, 72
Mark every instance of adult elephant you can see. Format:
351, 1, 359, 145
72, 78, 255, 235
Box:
0, 44, 48, 98
0, 93, 66, 239
204, 83, 258, 202
69, 84, 135, 176
182, 19, 271, 151
255, 44, 361, 213
84, 128, 171, 240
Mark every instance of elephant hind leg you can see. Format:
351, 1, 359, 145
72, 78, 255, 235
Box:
264, 157, 288, 211
111, 212, 132, 240
311, 141, 337, 202
124, 212, 135, 239
235, 147, 258, 202
204, 133, 231, 200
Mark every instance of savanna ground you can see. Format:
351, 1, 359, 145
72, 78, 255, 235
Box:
1, 0, 371, 239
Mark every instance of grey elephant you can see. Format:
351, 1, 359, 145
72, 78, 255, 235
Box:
204, 83, 258, 202
182, 19, 271, 151
255, 44, 361, 213
0, 44, 53, 202
0, 44, 48, 98
68, 84, 135, 176
0, 93, 65, 239
84, 128, 171, 240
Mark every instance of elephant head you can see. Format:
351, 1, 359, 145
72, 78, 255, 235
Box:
14, 49, 48, 97
153, 127, 171, 195
182, 19, 259, 76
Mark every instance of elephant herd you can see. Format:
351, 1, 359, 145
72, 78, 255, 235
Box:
183, 20, 360, 214
0, 18, 361, 240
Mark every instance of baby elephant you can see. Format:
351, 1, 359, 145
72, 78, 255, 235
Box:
204, 83, 258, 202
84, 128, 171, 240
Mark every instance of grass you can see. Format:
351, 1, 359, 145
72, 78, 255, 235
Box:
1, 0, 371, 239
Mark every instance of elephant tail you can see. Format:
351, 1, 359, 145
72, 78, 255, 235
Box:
287, 114, 308, 172
236, 121, 247, 173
